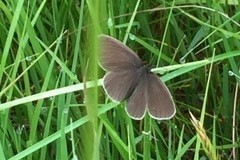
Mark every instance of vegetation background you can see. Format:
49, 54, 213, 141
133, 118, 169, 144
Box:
0, 0, 239, 159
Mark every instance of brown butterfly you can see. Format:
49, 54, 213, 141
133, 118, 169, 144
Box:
99, 35, 176, 120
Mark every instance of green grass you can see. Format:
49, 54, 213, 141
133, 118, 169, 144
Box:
0, 0, 240, 160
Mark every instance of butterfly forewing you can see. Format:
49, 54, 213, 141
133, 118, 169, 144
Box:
146, 73, 176, 120
99, 35, 143, 72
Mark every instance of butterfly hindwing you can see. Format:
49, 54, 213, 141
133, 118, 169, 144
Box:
103, 70, 141, 102
126, 74, 148, 120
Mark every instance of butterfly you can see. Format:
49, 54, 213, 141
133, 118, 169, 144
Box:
99, 35, 176, 120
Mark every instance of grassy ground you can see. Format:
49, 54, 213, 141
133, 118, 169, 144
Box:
0, 0, 239, 160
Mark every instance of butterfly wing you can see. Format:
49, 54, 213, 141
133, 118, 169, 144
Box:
99, 35, 143, 101
99, 35, 143, 72
126, 74, 148, 120
146, 73, 176, 120
103, 70, 141, 101
126, 70, 176, 120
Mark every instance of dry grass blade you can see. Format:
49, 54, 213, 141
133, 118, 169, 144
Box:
189, 112, 220, 160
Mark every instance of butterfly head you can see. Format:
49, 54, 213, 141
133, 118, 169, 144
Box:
141, 64, 152, 72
